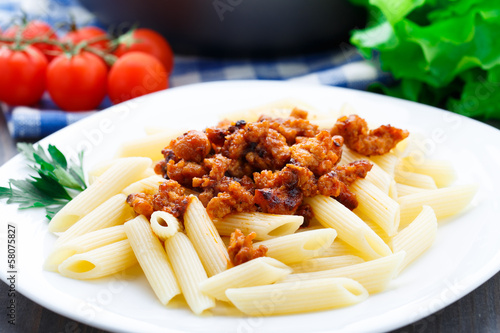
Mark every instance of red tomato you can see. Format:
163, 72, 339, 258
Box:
47, 51, 107, 111
4, 20, 59, 61
113, 28, 174, 74
0, 45, 48, 106
108, 52, 168, 104
61, 26, 109, 51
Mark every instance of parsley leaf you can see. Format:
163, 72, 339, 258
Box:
0, 143, 87, 220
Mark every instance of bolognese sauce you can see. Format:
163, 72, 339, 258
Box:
127, 109, 408, 224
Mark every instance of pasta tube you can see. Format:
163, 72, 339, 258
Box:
306, 195, 392, 260
54, 194, 135, 246
124, 215, 180, 305
399, 157, 456, 188
398, 184, 478, 227
390, 206, 437, 273
213, 212, 303, 241
164, 232, 215, 314
58, 239, 137, 280
115, 130, 185, 161
253, 228, 337, 264
184, 196, 229, 277
318, 239, 364, 258
369, 153, 399, 176
150, 211, 180, 241
45, 225, 127, 272
395, 167, 438, 189
350, 179, 400, 236
226, 277, 368, 316
199, 257, 291, 302
396, 183, 428, 197
122, 175, 165, 196
283, 252, 406, 294
341, 149, 392, 194
49, 157, 151, 233
289, 255, 365, 274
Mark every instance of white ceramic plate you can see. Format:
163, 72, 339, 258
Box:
1, 81, 500, 333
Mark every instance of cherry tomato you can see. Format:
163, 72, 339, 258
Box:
47, 51, 107, 111
62, 26, 109, 51
113, 28, 174, 74
0, 45, 48, 106
4, 20, 59, 61
108, 52, 168, 104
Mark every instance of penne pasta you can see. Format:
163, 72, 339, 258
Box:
390, 206, 437, 273
164, 232, 215, 314
199, 257, 292, 302
150, 211, 180, 241
54, 194, 135, 246
354, 211, 392, 245
46, 225, 127, 272
282, 252, 406, 294
369, 153, 399, 176
58, 239, 137, 280
124, 215, 180, 305
395, 167, 438, 189
213, 212, 303, 241
396, 183, 429, 197
318, 239, 364, 258
306, 195, 392, 260
289, 255, 365, 274
398, 184, 478, 227
183, 196, 229, 277
122, 175, 165, 196
226, 277, 368, 316
340, 148, 393, 194
350, 178, 400, 236
87, 159, 120, 185
399, 157, 456, 188
392, 137, 411, 157
115, 130, 185, 161
388, 180, 398, 200
253, 228, 337, 264
49, 157, 151, 233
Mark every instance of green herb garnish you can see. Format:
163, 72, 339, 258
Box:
350, 0, 500, 119
0, 143, 87, 220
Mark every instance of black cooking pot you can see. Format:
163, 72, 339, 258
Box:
79, 0, 366, 57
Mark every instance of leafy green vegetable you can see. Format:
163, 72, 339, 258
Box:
0, 143, 87, 220
350, 0, 500, 119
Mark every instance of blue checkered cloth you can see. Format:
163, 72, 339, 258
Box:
0, 0, 392, 139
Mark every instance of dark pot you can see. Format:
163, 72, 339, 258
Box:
79, 0, 366, 57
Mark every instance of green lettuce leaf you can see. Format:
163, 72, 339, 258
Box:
350, 0, 500, 119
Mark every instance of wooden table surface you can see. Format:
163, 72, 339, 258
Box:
1, 109, 500, 333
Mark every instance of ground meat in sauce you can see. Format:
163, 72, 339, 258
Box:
243, 121, 291, 170
127, 110, 405, 220
290, 130, 343, 176
166, 159, 208, 187
127, 180, 190, 219
227, 229, 268, 267
331, 114, 409, 156
336, 160, 373, 184
252, 161, 371, 211
205, 177, 256, 218
170, 130, 211, 163
259, 108, 320, 144
191, 154, 256, 218
295, 203, 314, 228
126, 193, 154, 218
